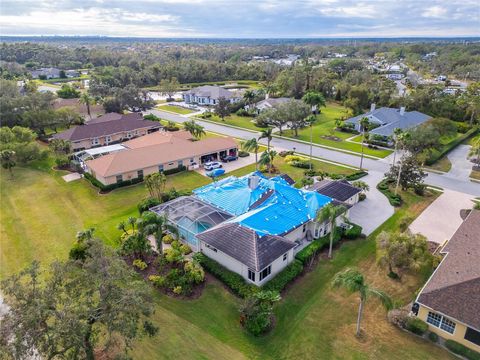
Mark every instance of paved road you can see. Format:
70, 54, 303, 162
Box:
446, 144, 472, 181
146, 109, 480, 196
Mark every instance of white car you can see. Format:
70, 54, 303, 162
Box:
204, 161, 222, 171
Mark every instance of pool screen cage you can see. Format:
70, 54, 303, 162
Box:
150, 196, 233, 249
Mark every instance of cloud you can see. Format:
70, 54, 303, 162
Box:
0, 0, 478, 37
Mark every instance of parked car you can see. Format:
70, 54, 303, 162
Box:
221, 155, 238, 162
206, 168, 225, 178
204, 161, 223, 171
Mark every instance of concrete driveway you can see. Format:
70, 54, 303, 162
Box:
409, 189, 475, 244
446, 144, 472, 181
348, 170, 394, 236
195, 153, 260, 177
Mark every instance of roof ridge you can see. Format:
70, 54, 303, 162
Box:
253, 230, 259, 271
421, 277, 480, 296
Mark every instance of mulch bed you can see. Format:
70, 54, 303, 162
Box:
321, 135, 342, 142
123, 254, 206, 300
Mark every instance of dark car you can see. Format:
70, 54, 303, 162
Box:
221, 155, 238, 162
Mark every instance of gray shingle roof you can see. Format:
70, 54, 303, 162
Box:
255, 97, 291, 108
345, 107, 431, 137
196, 222, 295, 271
417, 210, 480, 330
185, 85, 236, 100
52, 113, 162, 142
310, 180, 361, 202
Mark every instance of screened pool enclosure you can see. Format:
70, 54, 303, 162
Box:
150, 196, 232, 249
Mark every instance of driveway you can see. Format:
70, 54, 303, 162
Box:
446, 144, 472, 180
145, 109, 480, 196
409, 189, 475, 244
348, 170, 394, 236
195, 153, 260, 176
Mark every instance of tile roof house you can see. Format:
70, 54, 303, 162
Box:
152, 172, 350, 286
251, 97, 291, 112
345, 105, 431, 138
183, 85, 241, 105
30, 67, 61, 79
85, 131, 238, 186
51, 112, 162, 151
413, 210, 480, 352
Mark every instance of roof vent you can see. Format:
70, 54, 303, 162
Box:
248, 174, 260, 190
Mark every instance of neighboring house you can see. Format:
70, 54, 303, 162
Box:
387, 73, 403, 80
85, 130, 238, 186
412, 210, 480, 352
51, 112, 162, 151
344, 104, 431, 140
152, 172, 349, 285
183, 85, 241, 105
52, 98, 105, 119
30, 67, 61, 79
65, 70, 80, 78
309, 179, 361, 206
249, 96, 291, 112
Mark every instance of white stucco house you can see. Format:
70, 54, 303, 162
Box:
182, 85, 241, 105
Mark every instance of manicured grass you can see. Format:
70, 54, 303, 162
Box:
160, 105, 196, 115
198, 114, 266, 132
0, 157, 210, 279
281, 102, 393, 158
470, 170, 480, 180
424, 156, 452, 173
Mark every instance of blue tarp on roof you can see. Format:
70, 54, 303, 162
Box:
194, 172, 332, 236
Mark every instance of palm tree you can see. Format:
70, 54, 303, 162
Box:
76, 228, 95, 243
0, 150, 16, 179
79, 93, 94, 120
137, 211, 178, 255
316, 203, 346, 259
305, 114, 316, 170
332, 268, 392, 337
359, 117, 370, 170
243, 90, 256, 110
259, 128, 273, 152
302, 91, 326, 114
241, 138, 260, 170
194, 123, 206, 139
394, 132, 411, 195
259, 149, 277, 173
391, 128, 403, 166
183, 120, 205, 140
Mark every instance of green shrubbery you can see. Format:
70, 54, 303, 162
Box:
84, 172, 143, 192
194, 253, 257, 298
162, 234, 174, 244
262, 260, 304, 292
428, 332, 438, 343
238, 150, 250, 157
163, 165, 187, 175
445, 340, 480, 360
132, 259, 148, 270
426, 127, 478, 165
295, 229, 343, 265
405, 317, 428, 335
344, 223, 363, 239
345, 171, 368, 181
137, 197, 161, 214
377, 179, 402, 206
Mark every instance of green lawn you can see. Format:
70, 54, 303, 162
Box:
160, 105, 196, 115
424, 156, 452, 173
281, 102, 393, 158
198, 114, 266, 132
1, 157, 453, 359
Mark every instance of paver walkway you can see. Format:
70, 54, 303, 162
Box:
409, 189, 475, 244
62, 172, 82, 182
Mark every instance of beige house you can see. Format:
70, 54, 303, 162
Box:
413, 210, 480, 352
85, 131, 238, 185
51, 113, 162, 151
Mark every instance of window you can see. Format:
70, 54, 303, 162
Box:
178, 160, 183, 167
116, 175, 123, 183
248, 269, 255, 282
137, 170, 144, 179
302, 224, 306, 233
190, 158, 194, 163
465, 327, 480, 346
105, 135, 111, 144
283, 253, 288, 261
127, 132, 133, 138
91, 138, 99, 146
158, 164, 164, 172
259, 265, 271, 281
427, 311, 456, 334
314, 224, 322, 238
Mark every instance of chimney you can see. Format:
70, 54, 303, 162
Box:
370, 103, 376, 112
248, 174, 260, 190
400, 106, 406, 116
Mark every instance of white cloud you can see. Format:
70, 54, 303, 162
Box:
318, 3, 379, 18
422, 5, 448, 18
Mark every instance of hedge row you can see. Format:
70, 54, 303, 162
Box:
445, 340, 480, 360
405, 318, 428, 335
295, 229, 342, 265
193, 253, 257, 298
83, 172, 143, 192
262, 259, 304, 293
345, 171, 368, 181
163, 165, 187, 175
426, 127, 478, 165
377, 179, 402, 206
344, 223, 363, 239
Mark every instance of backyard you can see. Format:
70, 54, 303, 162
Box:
0, 156, 453, 359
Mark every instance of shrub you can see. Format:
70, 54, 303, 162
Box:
428, 332, 438, 343
55, 155, 70, 168
279, 150, 294, 157
345, 171, 368, 181
377, 179, 402, 207
148, 275, 166, 287
359, 193, 366, 201
238, 150, 250, 157
414, 184, 426, 196
405, 317, 428, 335
143, 114, 160, 121
162, 234, 174, 244
180, 244, 192, 255
243, 311, 271, 336
291, 160, 310, 169
344, 223, 362, 239
132, 259, 148, 270
299, 177, 314, 187
284, 155, 305, 164
399, 216, 414, 232
295, 229, 342, 265
184, 260, 205, 284
69, 242, 89, 261
445, 340, 480, 360
138, 197, 161, 214
236, 108, 252, 117
426, 127, 478, 165
304, 169, 317, 177
83, 172, 144, 192
163, 165, 186, 175
262, 260, 303, 292
456, 122, 471, 134
194, 253, 257, 298
173, 286, 183, 295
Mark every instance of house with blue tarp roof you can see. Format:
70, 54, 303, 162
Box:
152, 172, 352, 286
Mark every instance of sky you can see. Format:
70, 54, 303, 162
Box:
1, 0, 479, 38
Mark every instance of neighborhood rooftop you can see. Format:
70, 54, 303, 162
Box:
184, 85, 237, 99
417, 210, 480, 330
310, 179, 361, 203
